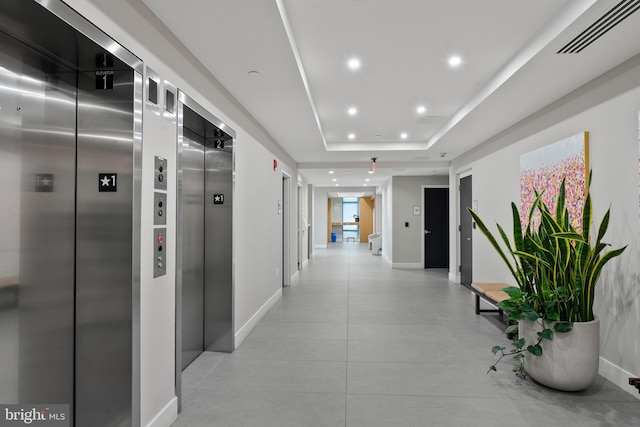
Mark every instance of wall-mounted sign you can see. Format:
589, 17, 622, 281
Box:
99, 173, 117, 192
214, 139, 224, 149
96, 53, 114, 90
213, 194, 224, 204
413, 206, 420, 216
35, 174, 54, 192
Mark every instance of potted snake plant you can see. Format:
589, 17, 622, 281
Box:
468, 172, 626, 390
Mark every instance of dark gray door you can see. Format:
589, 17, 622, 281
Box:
460, 176, 473, 285
424, 188, 449, 268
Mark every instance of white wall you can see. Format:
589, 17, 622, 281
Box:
391, 176, 449, 267
313, 188, 328, 249
381, 179, 394, 264
451, 55, 640, 399
63, 1, 302, 425
234, 138, 283, 344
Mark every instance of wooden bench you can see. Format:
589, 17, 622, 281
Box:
470, 282, 511, 315
470, 282, 516, 337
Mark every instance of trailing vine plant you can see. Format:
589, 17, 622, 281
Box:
468, 172, 626, 376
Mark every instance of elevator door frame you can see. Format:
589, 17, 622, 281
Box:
175, 91, 236, 410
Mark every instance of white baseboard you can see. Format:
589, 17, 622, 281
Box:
234, 287, 282, 349
392, 262, 422, 269
302, 258, 309, 268
314, 243, 328, 249
291, 270, 299, 285
449, 272, 460, 283
599, 356, 640, 400
382, 253, 392, 266
145, 396, 177, 427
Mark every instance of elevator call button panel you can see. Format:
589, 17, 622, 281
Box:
154, 156, 167, 190
154, 228, 166, 278
154, 192, 166, 225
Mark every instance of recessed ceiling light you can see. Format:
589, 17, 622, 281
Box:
417, 105, 426, 114
365, 178, 370, 182
347, 58, 361, 70
332, 178, 337, 182
328, 170, 334, 174
348, 133, 355, 140
400, 132, 408, 139
368, 170, 374, 174
448, 55, 462, 67
335, 184, 340, 187
348, 107, 357, 116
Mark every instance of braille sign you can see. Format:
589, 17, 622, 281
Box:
213, 194, 224, 204
99, 173, 117, 192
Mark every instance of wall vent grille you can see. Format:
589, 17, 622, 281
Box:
557, 0, 640, 54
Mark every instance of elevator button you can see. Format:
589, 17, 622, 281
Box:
154, 192, 167, 225
157, 262, 163, 268
157, 235, 163, 244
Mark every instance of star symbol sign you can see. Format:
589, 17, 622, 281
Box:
101, 176, 111, 187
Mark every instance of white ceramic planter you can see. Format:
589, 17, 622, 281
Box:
519, 317, 600, 391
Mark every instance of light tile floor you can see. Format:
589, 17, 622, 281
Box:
173, 243, 640, 427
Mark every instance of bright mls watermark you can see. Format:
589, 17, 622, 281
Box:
0, 405, 69, 426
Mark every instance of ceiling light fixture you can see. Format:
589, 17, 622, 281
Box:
328, 170, 334, 174
416, 105, 426, 114
248, 70, 261, 78
448, 55, 462, 67
347, 58, 361, 70
348, 107, 357, 116
370, 157, 377, 174
400, 132, 408, 139
348, 133, 355, 140
332, 178, 337, 182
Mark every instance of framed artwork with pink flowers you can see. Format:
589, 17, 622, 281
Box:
519, 132, 589, 231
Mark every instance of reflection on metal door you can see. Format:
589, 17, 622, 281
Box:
0, 30, 76, 409
178, 93, 235, 373
0, 1, 142, 425
424, 188, 449, 268
460, 176, 473, 284
180, 127, 205, 369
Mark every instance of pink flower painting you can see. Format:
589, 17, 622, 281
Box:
519, 132, 588, 231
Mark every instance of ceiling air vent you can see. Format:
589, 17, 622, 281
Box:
557, 0, 640, 54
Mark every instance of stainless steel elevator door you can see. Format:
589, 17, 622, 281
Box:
181, 128, 205, 369
204, 128, 233, 352
0, 1, 140, 424
0, 33, 76, 408
179, 100, 234, 371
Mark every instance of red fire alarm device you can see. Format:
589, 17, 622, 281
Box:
273, 159, 278, 171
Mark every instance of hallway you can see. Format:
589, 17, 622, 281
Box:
173, 244, 640, 427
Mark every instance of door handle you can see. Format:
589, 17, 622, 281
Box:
467, 237, 472, 241
424, 230, 432, 235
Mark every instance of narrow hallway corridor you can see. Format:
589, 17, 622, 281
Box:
173, 244, 640, 426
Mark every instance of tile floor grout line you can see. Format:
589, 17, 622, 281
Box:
344, 244, 352, 427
